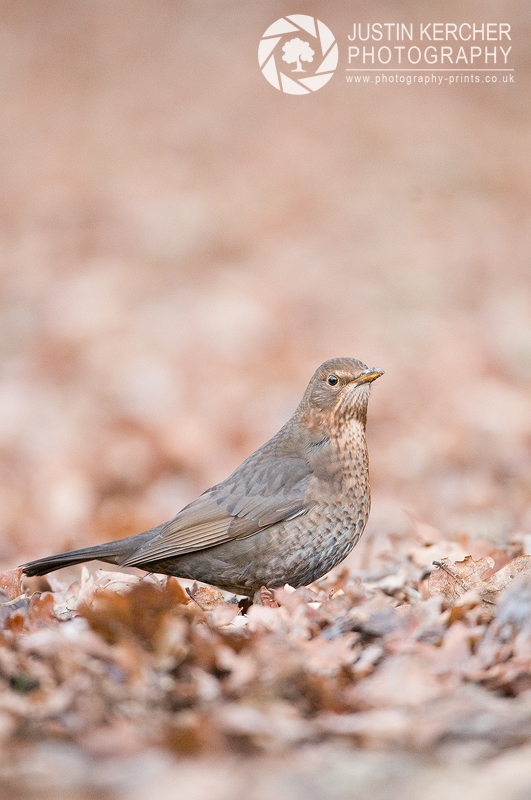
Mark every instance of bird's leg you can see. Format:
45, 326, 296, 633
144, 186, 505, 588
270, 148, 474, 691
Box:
238, 596, 253, 614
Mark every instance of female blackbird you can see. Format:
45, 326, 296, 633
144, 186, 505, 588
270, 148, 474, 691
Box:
23, 357, 383, 596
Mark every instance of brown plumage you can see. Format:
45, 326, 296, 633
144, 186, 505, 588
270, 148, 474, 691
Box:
22, 358, 383, 596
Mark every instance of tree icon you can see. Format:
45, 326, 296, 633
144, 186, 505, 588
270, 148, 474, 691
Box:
282, 37, 314, 72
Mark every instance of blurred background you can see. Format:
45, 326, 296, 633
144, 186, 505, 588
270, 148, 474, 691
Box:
0, 0, 529, 572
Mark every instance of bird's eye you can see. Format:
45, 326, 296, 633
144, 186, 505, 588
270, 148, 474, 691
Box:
327, 374, 339, 386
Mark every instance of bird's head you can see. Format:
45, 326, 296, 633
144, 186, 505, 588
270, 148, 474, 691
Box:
300, 357, 384, 434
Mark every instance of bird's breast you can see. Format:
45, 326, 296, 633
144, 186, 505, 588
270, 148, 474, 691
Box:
306, 417, 369, 506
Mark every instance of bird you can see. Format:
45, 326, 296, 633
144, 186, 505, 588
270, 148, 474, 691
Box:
22, 357, 383, 597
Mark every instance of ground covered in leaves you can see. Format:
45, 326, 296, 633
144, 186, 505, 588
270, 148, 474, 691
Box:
3, 529, 531, 799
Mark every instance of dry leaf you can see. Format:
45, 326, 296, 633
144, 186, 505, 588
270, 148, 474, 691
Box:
258, 587, 280, 608
78, 578, 190, 648
188, 582, 225, 611
0, 567, 24, 600
429, 555, 531, 608
481, 556, 531, 598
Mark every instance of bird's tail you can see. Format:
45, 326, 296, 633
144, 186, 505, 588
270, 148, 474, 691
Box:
22, 528, 162, 577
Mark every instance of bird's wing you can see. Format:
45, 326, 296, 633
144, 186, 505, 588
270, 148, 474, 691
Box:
122, 454, 312, 566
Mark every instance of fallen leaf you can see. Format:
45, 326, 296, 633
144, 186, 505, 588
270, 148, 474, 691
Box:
188, 582, 225, 611
429, 555, 531, 609
258, 587, 280, 608
24, 592, 57, 633
78, 578, 190, 648
481, 556, 531, 599
0, 567, 24, 600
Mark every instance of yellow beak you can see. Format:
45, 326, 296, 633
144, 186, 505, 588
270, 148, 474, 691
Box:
352, 368, 384, 386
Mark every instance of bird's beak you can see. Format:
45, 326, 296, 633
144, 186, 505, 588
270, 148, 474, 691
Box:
351, 368, 384, 386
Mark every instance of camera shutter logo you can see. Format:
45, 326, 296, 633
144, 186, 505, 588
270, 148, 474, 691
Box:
258, 15, 338, 94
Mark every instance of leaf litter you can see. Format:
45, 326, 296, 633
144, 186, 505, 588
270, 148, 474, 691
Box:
0, 530, 530, 788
